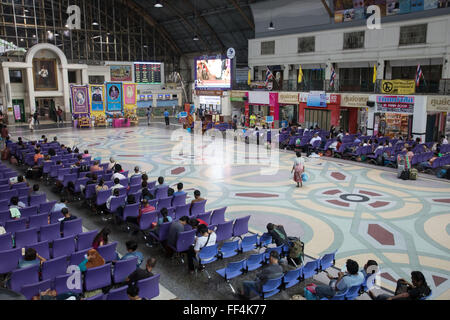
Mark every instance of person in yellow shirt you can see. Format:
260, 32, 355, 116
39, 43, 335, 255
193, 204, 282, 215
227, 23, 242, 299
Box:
249, 113, 256, 128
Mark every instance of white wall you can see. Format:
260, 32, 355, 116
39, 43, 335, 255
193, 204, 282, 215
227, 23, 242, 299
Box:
249, 14, 450, 78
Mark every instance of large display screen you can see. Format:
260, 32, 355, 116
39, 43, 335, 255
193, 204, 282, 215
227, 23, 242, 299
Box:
134, 62, 162, 84
195, 56, 232, 90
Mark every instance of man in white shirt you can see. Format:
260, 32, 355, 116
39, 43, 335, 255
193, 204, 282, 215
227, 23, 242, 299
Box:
106, 188, 120, 210
307, 133, 322, 156
187, 224, 217, 273
112, 178, 125, 193
112, 164, 126, 180
107, 157, 116, 171
441, 135, 448, 145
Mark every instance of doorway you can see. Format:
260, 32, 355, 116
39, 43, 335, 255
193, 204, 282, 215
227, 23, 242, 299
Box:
35, 98, 57, 122
426, 114, 437, 143
340, 110, 349, 132
12, 99, 26, 123
304, 108, 330, 130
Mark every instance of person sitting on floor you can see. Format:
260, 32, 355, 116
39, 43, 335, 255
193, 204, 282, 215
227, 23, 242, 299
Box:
121, 240, 144, 268
369, 271, 431, 300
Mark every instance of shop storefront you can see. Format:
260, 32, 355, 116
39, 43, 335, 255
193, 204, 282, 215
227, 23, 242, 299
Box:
230, 90, 247, 123
278, 92, 299, 128
194, 90, 225, 122
426, 96, 450, 142
373, 95, 415, 138
245, 91, 279, 128
340, 93, 370, 134
298, 92, 341, 131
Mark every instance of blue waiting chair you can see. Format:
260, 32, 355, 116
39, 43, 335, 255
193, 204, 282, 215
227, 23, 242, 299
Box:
302, 260, 319, 281
215, 260, 246, 294
245, 253, 265, 272
219, 240, 240, 259
260, 275, 283, 299
195, 244, 219, 279
283, 268, 303, 289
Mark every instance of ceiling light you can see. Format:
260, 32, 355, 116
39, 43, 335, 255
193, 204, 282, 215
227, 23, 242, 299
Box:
154, 1, 163, 8
92, 21, 99, 26
193, 34, 199, 41
268, 21, 275, 30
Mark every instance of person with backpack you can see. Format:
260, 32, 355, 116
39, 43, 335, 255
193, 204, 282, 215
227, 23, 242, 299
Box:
186, 224, 217, 274
266, 223, 304, 266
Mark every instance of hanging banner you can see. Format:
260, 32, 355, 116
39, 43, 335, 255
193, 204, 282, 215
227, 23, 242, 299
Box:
123, 83, 137, 106
381, 80, 416, 95
89, 85, 105, 112
70, 85, 90, 115
106, 82, 123, 112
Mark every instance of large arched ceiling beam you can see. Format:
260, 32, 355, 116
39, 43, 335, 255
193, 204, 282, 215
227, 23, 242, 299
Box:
118, 0, 184, 58
160, 0, 212, 52
228, 0, 255, 31
184, 0, 226, 52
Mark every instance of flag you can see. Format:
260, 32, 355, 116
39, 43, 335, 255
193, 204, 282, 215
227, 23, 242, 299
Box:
264, 67, 274, 86
298, 65, 303, 83
330, 66, 336, 88
415, 64, 423, 87
248, 69, 251, 86
373, 64, 377, 84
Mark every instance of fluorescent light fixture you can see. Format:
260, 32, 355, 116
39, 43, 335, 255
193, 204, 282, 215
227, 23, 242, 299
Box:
92, 21, 99, 26
193, 34, 199, 41
154, 1, 163, 8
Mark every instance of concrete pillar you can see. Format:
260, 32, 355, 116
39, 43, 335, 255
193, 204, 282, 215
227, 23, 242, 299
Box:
25, 67, 36, 115
81, 67, 88, 85
2, 66, 14, 124
376, 60, 385, 81
283, 64, 289, 82
412, 96, 427, 142
61, 67, 71, 117
442, 55, 450, 79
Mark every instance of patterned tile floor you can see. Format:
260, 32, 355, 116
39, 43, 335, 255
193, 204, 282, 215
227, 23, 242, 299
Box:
14, 124, 450, 300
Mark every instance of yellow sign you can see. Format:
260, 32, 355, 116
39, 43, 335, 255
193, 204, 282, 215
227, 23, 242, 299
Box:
278, 92, 299, 104
381, 80, 416, 95
427, 96, 450, 112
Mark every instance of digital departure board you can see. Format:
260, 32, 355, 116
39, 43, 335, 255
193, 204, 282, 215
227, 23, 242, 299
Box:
134, 62, 162, 84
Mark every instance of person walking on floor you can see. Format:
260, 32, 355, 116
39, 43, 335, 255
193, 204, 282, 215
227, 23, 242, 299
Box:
292, 152, 305, 188
146, 107, 152, 126
33, 110, 40, 127
164, 109, 170, 126
56, 107, 64, 126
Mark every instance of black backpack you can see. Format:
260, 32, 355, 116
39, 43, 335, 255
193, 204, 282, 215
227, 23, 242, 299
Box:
400, 170, 410, 180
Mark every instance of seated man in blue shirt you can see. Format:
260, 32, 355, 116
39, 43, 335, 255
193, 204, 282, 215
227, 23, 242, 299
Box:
315, 259, 365, 299
155, 176, 167, 190
121, 240, 144, 268
52, 197, 68, 214
173, 183, 186, 197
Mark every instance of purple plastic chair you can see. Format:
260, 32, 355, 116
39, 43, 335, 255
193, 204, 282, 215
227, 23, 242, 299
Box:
171, 193, 187, 207
148, 222, 172, 244
107, 195, 126, 214
168, 230, 196, 255
9, 264, 40, 292
5, 218, 28, 234
106, 285, 129, 300
137, 274, 160, 300
113, 257, 138, 284
157, 197, 173, 210
210, 207, 226, 225
11, 182, 28, 190
17, 188, 31, 198
136, 211, 157, 232
19, 206, 39, 219
197, 212, 211, 225
20, 279, 52, 300
0, 232, 13, 251
39, 201, 57, 215
190, 200, 207, 217
62, 218, 83, 237
39, 223, 61, 242
54, 274, 83, 295
174, 204, 190, 220
129, 176, 142, 186
29, 194, 47, 207
49, 211, 64, 224
0, 248, 22, 274
28, 213, 49, 229
0, 209, 10, 224
232, 216, 251, 239
155, 186, 169, 200
119, 203, 139, 222
0, 189, 18, 201
69, 248, 90, 266
52, 235, 76, 259
76, 230, 97, 251
96, 190, 110, 206
25, 241, 50, 260
84, 263, 112, 291
84, 184, 96, 200
41, 255, 69, 280
14, 227, 39, 249
127, 184, 141, 195
96, 242, 118, 262
215, 221, 234, 242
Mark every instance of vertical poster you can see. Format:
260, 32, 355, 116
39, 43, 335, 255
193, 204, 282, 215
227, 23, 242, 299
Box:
13, 105, 21, 121
123, 83, 137, 106
106, 83, 123, 112
33, 58, 58, 91
89, 85, 105, 113
70, 85, 90, 115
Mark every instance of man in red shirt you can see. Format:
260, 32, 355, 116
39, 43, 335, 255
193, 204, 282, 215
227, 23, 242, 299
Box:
126, 199, 155, 227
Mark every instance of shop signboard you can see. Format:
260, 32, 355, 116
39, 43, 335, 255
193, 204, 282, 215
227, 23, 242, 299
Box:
341, 93, 369, 108
278, 92, 299, 104
376, 95, 415, 113
381, 80, 416, 95
427, 96, 450, 113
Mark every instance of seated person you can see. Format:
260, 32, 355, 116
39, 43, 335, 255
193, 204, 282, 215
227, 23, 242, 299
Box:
107, 157, 117, 171
95, 179, 109, 194
164, 216, 189, 256
9, 175, 28, 186
34, 149, 44, 164
190, 190, 205, 210
130, 166, 142, 180
126, 257, 157, 285
78, 249, 105, 272
186, 224, 217, 273
29, 184, 44, 198
173, 183, 186, 197
82, 150, 90, 159
126, 199, 156, 228
120, 240, 144, 268
155, 176, 167, 190
90, 161, 102, 172
60, 208, 78, 233
112, 164, 126, 180
18, 248, 46, 269
9, 196, 26, 210
112, 178, 125, 192
141, 186, 154, 201
52, 197, 68, 214
315, 259, 364, 300
369, 271, 431, 300
418, 152, 440, 171
266, 223, 290, 247
237, 251, 284, 299
362, 260, 378, 278
92, 228, 111, 250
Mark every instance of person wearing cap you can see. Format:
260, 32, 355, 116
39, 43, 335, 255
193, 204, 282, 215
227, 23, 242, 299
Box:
130, 166, 142, 180
238, 250, 284, 299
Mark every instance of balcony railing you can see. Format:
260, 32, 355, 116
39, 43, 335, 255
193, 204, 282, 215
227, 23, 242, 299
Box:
232, 79, 450, 95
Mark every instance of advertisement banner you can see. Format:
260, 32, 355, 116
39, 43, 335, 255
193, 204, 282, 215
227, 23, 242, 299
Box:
123, 83, 137, 106
382, 80, 416, 95
89, 85, 105, 112
377, 95, 415, 113
13, 105, 21, 120
70, 85, 90, 115
106, 83, 123, 112
110, 65, 132, 82
195, 56, 232, 90
307, 91, 327, 108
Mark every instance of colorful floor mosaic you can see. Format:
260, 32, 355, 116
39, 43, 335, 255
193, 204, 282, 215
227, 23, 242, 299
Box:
19, 125, 450, 299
